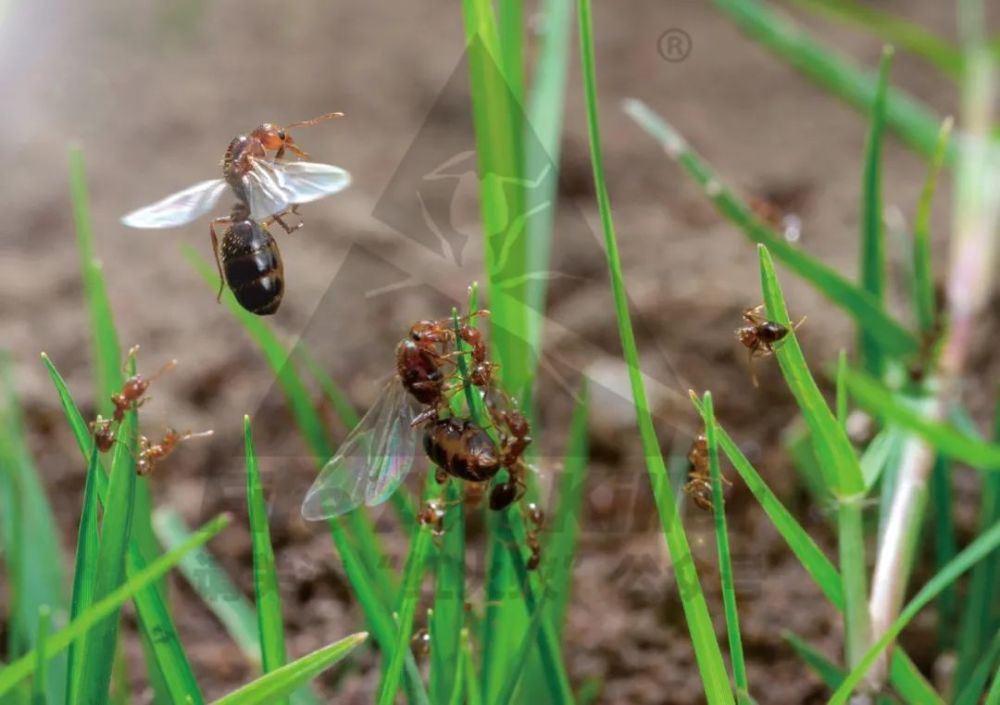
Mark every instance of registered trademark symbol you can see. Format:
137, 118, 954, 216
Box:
657, 29, 692, 62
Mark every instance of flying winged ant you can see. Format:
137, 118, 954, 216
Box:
120, 113, 351, 315
736, 304, 806, 387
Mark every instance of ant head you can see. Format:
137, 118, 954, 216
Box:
252, 123, 288, 151
737, 326, 757, 348
506, 410, 530, 439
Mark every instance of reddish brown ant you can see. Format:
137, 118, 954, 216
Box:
89, 415, 117, 452
410, 627, 431, 657
136, 427, 213, 476
736, 304, 806, 387
223, 112, 344, 201
111, 352, 178, 423
416, 499, 447, 537
682, 434, 730, 512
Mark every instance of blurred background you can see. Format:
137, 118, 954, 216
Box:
0, 0, 994, 702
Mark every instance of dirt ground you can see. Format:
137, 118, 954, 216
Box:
1, 0, 990, 703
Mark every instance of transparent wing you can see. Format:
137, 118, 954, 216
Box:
243, 159, 352, 220
120, 179, 228, 229
301, 379, 421, 520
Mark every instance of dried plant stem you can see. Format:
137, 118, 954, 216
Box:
867, 0, 999, 690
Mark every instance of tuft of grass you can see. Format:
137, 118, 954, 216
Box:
0, 354, 68, 705
829, 520, 1000, 704
578, 1, 734, 701
0, 514, 231, 697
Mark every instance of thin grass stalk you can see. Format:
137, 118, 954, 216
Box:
868, 0, 1000, 688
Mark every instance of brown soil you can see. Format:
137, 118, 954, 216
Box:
1, 1, 989, 703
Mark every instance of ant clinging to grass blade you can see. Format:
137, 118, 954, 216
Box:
736, 304, 806, 388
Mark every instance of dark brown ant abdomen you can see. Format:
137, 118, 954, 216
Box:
221, 219, 284, 315
423, 417, 500, 483
396, 339, 445, 405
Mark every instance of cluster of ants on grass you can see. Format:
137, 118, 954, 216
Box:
86, 302, 802, 592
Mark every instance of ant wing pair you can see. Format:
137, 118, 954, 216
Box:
301, 378, 424, 520
120, 160, 351, 229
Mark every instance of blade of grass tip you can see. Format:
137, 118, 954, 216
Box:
955, 398, 1000, 686
0, 514, 230, 697
523, 0, 573, 372
578, 3, 734, 701
244, 418, 289, 688
0, 354, 67, 704
689, 396, 943, 704
844, 369, 1000, 469
621, 99, 919, 360
183, 246, 400, 607
376, 470, 442, 705
858, 46, 893, 379
76, 408, 137, 705
913, 118, 954, 335
206, 633, 368, 705
954, 630, 1000, 705
461, 0, 533, 398
758, 245, 870, 679
708, 0, 951, 163
41, 353, 204, 705
758, 245, 866, 496
829, 520, 1000, 704
701, 393, 750, 702
784, 0, 962, 78
64, 446, 101, 705
547, 379, 589, 633
31, 606, 52, 705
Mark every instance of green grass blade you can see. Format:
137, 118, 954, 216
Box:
913, 119, 953, 335
490, 588, 551, 705
0, 355, 67, 704
68, 146, 122, 413
622, 99, 919, 359
828, 520, 1000, 704
928, 456, 958, 651
77, 408, 137, 705
986, 662, 1000, 705
844, 369, 1000, 469
690, 397, 942, 704
522, 0, 573, 370
783, 632, 897, 705
206, 632, 368, 705
0, 514, 230, 697
783, 0, 963, 77
445, 629, 466, 705
955, 401, 1000, 687
758, 245, 865, 496
31, 607, 51, 705
462, 630, 481, 705
858, 47, 892, 378
578, 2, 733, 701
954, 630, 1000, 705
244, 417, 289, 697
461, 0, 532, 397
702, 393, 750, 702
709, 0, 950, 163
429, 479, 465, 704
547, 380, 590, 632
376, 473, 441, 705
64, 445, 101, 705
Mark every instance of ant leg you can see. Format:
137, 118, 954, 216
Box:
743, 304, 766, 325
748, 347, 760, 389
209, 218, 230, 302
269, 212, 303, 234
791, 315, 807, 331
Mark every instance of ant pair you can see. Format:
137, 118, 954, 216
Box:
88, 348, 210, 476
